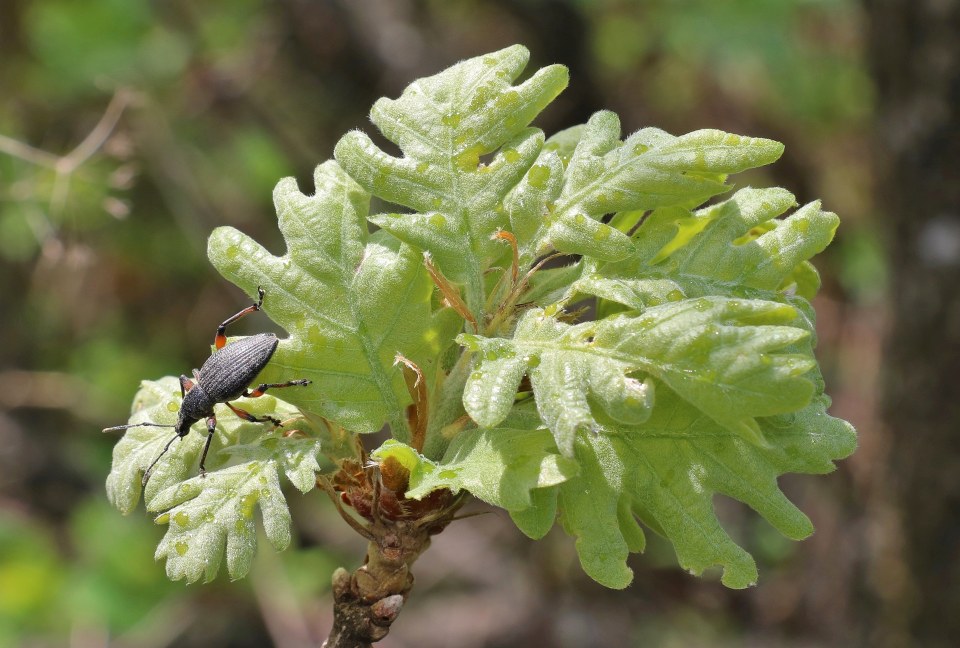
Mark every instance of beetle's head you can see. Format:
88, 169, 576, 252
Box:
175, 410, 198, 438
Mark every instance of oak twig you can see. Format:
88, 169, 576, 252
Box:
322, 462, 463, 647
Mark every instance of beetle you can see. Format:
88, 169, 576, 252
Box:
104, 286, 311, 485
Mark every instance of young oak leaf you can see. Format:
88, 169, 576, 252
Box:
207, 161, 456, 439
489, 407, 582, 538
370, 423, 578, 513
504, 111, 785, 264
555, 433, 639, 589
106, 377, 204, 514
149, 460, 290, 583
575, 187, 839, 312
509, 485, 563, 540
461, 297, 814, 455
334, 44, 568, 316
106, 376, 309, 513
554, 389, 856, 589
106, 377, 326, 582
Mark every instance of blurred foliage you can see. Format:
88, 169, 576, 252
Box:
0, 0, 872, 646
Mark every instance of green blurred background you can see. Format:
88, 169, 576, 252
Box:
2, 0, 954, 646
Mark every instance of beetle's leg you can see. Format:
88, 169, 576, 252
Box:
179, 374, 195, 398
243, 379, 311, 398
225, 401, 281, 427
198, 416, 217, 477
215, 286, 265, 349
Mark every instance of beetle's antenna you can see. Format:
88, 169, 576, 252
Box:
141, 433, 183, 486
102, 422, 176, 433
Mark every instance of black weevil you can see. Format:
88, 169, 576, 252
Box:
105, 287, 311, 485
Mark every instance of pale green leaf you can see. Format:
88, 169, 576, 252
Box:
149, 460, 291, 583
106, 377, 326, 582
554, 389, 855, 589
504, 112, 784, 264
371, 423, 578, 512
106, 377, 312, 513
208, 161, 452, 438
575, 187, 839, 311
106, 377, 202, 515
558, 435, 634, 589
461, 298, 813, 453
510, 487, 560, 540
335, 45, 568, 316
224, 434, 324, 495
646, 129, 785, 174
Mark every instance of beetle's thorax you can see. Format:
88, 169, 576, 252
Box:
177, 383, 215, 435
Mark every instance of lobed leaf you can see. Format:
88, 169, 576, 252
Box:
149, 460, 292, 583
555, 390, 855, 589
575, 187, 839, 312
504, 112, 785, 265
335, 45, 568, 316
372, 422, 578, 512
461, 298, 814, 454
208, 161, 455, 438
106, 377, 312, 512
106, 377, 325, 582
457, 286, 849, 588
509, 486, 562, 540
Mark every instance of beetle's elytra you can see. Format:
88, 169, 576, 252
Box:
104, 287, 311, 485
